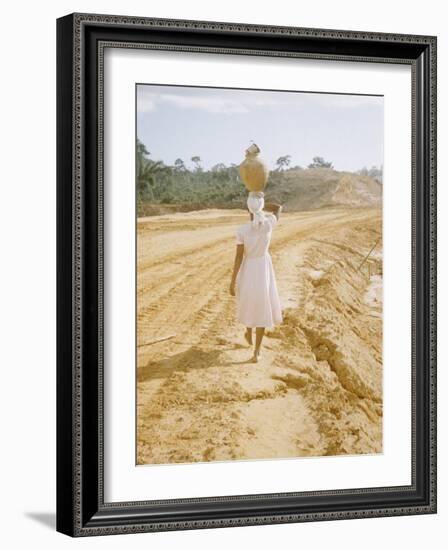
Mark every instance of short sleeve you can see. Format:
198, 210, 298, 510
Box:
267, 213, 278, 229
235, 226, 244, 245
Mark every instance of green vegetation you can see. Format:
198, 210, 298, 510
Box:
136, 140, 171, 201
136, 139, 247, 214
275, 155, 292, 171
308, 156, 334, 169
136, 139, 382, 216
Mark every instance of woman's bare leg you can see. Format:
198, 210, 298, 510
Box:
255, 328, 265, 353
252, 327, 265, 362
244, 328, 253, 346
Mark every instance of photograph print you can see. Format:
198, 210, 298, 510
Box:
135, 83, 384, 466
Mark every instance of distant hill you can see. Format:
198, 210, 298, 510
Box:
265, 168, 382, 211
136, 167, 382, 217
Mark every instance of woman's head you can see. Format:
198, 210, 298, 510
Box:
247, 192, 265, 227
247, 193, 264, 213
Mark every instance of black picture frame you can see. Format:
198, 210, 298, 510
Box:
56, 12, 437, 537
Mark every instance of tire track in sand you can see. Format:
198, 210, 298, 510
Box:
137, 207, 382, 464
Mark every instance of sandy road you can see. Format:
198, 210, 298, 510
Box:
137, 207, 383, 465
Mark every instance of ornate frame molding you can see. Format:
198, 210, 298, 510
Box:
57, 12, 437, 537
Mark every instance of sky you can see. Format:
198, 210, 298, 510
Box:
136, 84, 384, 173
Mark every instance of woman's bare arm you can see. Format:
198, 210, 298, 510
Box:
264, 202, 282, 220
229, 244, 244, 296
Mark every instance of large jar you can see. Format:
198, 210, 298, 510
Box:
239, 143, 269, 192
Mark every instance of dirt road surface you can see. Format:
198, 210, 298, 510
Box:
137, 207, 382, 465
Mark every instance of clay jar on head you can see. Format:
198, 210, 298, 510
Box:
239, 143, 269, 192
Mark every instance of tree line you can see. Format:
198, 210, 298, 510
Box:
136, 138, 383, 207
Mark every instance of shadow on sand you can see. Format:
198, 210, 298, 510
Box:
138, 343, 254, 383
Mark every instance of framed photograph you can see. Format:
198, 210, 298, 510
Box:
56, 13, 437, 537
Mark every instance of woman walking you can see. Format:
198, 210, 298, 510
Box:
229, 193, 283, 362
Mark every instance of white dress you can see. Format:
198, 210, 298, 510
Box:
235, 213, 283, 329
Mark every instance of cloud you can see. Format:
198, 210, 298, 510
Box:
160, 93, 249, 113
137, 85, 383, 116
306, 93, 383, 110
138, 95, 157, 113
137, 86, 283, 115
